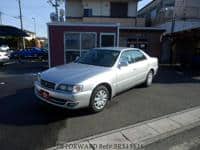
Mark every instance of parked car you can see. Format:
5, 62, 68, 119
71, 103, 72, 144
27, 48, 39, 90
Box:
10, 47, 48, 60
0, 50, 9, 65
34, 47, 158, 112
0, 45, 9, 51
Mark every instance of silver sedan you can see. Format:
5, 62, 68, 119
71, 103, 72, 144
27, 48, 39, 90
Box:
34, 47, 158, 112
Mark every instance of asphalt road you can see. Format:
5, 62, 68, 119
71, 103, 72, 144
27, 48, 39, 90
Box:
0, 63, 200, 150
144, 126, 200, 150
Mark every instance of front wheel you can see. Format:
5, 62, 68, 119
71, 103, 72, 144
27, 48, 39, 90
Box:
145, 70, 154, 87
89, 85, 110, 113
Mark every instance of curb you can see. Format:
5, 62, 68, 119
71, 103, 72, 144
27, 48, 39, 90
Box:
48, 106, 200, 150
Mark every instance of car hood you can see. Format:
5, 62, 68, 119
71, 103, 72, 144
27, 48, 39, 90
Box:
41, 63, 110, 84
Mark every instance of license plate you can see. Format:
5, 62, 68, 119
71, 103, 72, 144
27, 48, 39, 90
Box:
40, 90, 49, 99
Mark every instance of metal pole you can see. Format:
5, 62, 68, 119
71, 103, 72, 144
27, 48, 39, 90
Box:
32, 17, 36, 37
18, 0, 25, 49
55, 0, 59, 19
117, 23, 120, 47
171, 4, 176, 33
170, 4, 177, 64
48, 0, 60, 21
0, 12, 2, 24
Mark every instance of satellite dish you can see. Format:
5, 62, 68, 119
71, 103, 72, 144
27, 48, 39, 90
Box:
50, 12, 58, 22
59, 9, 65, 22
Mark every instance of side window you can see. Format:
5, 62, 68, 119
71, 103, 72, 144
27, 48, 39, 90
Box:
120, 51, 135, 64
132, 50, 146, 62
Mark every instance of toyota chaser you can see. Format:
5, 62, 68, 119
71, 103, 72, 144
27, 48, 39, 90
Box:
34, 47, 158, 112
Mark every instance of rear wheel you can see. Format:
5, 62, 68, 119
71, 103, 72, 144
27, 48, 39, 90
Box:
89, 85, 110, 113
145, 70, 154, 87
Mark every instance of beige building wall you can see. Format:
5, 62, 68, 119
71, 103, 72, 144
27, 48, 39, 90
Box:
66, 0, 83, 17
128, 0, 137, 17
82, 0, 109, 16
66, 0, 138, 17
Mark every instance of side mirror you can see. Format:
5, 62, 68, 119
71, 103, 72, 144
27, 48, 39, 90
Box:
118, 60, 129, 68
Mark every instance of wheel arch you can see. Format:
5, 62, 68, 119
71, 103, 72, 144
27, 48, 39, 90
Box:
92, 82, 112, 100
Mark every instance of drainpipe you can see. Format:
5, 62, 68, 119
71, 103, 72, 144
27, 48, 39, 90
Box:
170, 5, 176, 64
117, 23, 120, 47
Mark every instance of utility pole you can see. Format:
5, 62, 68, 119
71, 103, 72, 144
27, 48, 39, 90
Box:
171, 1, 179, 33
171, 13, 176, 33
18, 0, 25, 49
55, 0, 59, 19
0, 12, 2, 24
48, 0, 60, 21
32, 17, 36, 37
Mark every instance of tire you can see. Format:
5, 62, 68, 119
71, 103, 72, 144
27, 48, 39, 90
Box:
144, 70, 154, 87
89, 85, 110, 113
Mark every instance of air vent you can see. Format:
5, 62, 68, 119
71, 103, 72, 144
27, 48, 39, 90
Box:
84, 9, 93, 17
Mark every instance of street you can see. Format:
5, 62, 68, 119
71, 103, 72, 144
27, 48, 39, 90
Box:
0, 63, 200, 150
1, 0, 200, 149
144, 126, 200, 150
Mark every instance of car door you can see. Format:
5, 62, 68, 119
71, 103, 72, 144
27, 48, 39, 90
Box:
131, 50, 149, 84
116, 50, 137, 93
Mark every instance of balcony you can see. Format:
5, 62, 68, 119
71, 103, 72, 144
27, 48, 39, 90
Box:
66, 17, 145, 27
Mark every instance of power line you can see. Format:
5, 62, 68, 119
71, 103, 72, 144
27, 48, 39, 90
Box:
0, 11, 46, 37
0, 11, 19, 20
0, 10, 42, 26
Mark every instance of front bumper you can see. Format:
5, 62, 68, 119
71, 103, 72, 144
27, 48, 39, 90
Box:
34, 81, 92, 109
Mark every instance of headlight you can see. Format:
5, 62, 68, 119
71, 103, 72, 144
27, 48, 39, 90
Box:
37, 73, 41, 82
57, 84, 83, 93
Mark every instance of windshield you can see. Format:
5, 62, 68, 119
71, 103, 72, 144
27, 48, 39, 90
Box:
76, 49, 120, 67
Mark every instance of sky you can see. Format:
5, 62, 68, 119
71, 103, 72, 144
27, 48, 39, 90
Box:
0, 0, 152, 38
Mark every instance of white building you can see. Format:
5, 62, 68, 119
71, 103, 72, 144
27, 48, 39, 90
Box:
65, 0, 145, 27
24, 30, 36, 41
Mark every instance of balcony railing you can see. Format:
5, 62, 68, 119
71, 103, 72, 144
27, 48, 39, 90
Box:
66, 16, 145, 27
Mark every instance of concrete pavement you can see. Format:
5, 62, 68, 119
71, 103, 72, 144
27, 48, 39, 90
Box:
48, 106, 200, 150
144, 126, 200, 150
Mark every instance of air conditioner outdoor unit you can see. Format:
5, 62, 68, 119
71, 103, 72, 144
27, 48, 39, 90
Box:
84, 9, 93, 17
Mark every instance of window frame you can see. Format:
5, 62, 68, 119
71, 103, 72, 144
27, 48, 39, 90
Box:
119, 50, 135, 65
100, 32, 116, 48
110, 2, 128, 18
119, 50, 147, 65
81, 32, 97, 51
64, 32, 97, 63
64, 32, 80, 51
132, 50, 147, 63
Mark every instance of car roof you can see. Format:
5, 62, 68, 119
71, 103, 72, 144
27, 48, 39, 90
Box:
94, 47, 140, 52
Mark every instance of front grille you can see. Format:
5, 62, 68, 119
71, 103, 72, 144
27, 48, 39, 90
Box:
41, 79, 55, 90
